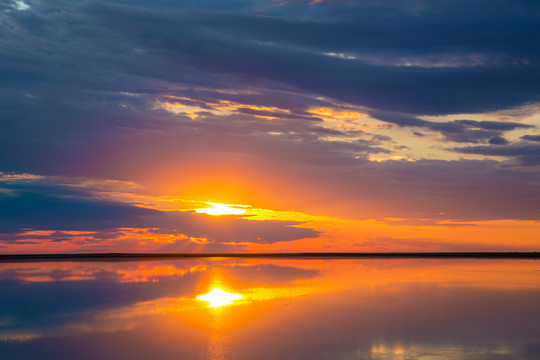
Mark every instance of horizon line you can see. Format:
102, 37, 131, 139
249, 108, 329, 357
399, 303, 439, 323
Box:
0, 251, 538, 262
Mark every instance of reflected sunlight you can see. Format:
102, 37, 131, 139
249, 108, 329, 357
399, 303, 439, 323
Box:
194, 202, 248, 216
196, 287, 244, 308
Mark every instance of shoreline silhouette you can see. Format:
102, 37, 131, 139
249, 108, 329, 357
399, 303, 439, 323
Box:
0, 252, 538, 262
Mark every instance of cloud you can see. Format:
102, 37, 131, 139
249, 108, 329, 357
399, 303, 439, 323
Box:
0, 0, 30, 12
1, 0, 540, 243
2, 0, 539, 120
452, 143, 540, 166
370, 111, 534, 143
147, 211, 319, 245
1, 0, 538, 171
521, 134, 540, 142
0, 177, 319, 245
455, 119, 532, 131
0, 182, 158, 233
488, 135, 509, 145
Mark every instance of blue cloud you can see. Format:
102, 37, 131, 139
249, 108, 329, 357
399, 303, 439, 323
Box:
0, 182, 158, 233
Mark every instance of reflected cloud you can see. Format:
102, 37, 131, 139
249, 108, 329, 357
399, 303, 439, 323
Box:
1, 0, 540, 257
1, 259, 540, 359
1, 259, 540, 336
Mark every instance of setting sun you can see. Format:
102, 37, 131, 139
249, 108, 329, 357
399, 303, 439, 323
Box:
196, 288, 244, 308
194, 202, 248, 216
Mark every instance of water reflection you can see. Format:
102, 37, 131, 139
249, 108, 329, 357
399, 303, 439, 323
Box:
197, 288, 244, 308
0, 259, 539, 359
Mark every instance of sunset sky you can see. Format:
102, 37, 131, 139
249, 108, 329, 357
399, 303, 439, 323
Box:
1, 0, 539, 253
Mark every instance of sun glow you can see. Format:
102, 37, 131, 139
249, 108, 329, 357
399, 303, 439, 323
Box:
194, 202, 248, 216
196, 288, 244, 308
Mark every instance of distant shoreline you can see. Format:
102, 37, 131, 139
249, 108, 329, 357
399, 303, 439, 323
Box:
0, 252, 538, 262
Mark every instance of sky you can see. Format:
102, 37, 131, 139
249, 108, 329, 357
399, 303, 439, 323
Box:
1, 0, 539, 253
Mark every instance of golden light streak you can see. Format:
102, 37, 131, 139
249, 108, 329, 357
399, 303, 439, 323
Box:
308, 107, 368, 120
156, 98, 291, 119
194, 202, 248, 216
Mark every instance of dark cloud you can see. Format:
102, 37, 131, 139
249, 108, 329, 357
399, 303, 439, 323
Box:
0, 86, 388, 176
149, 211, 319, 245
0, 182, 158, 233
521, 134, 540, 142
488, 135, 509, 145
455, 119, 532, 131
371, 134, 393, 143
0, 0, 537, 168
235, 107, 321, 121
444, 130, 501, 144
370, 111, 533, 143
452, 143, 540, 165
2, 0, 539, 119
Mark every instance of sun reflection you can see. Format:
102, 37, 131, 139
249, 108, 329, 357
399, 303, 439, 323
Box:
196, 288, 244, 308
194, 202, 248, 216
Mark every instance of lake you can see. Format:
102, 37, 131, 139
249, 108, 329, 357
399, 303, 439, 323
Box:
1, 258, 539, 359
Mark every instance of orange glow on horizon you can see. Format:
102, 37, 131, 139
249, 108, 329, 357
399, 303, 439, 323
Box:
1, 172, 539, 254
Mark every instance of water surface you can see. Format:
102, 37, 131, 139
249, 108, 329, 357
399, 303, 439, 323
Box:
1, 258, 539, 359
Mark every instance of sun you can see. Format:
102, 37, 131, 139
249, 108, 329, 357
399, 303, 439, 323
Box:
194, 202, 248, 216
196, 287, 244, 308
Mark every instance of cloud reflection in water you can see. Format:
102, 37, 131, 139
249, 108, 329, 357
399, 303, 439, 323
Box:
0, 259, 539, 359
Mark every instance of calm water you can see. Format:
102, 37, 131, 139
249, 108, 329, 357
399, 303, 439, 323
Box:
1, 258, 539, 359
